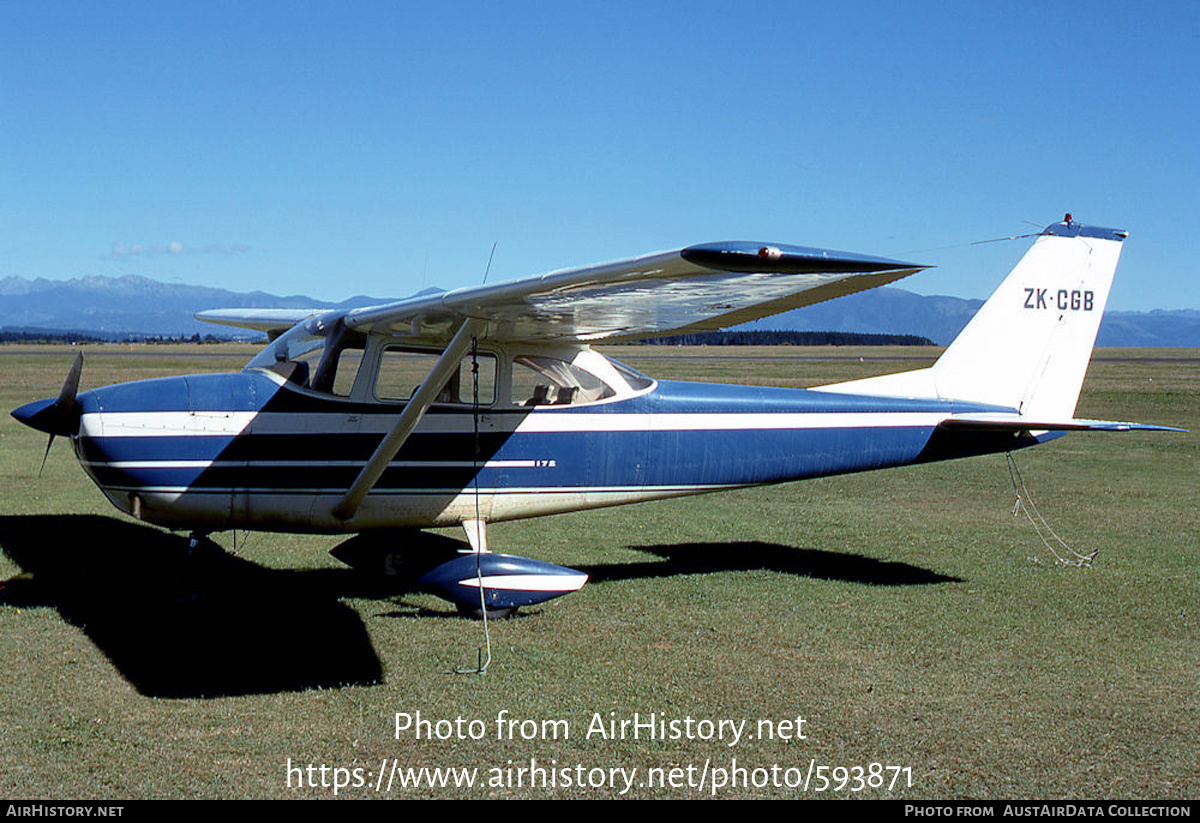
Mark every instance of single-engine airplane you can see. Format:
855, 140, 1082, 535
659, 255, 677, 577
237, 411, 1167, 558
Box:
11, 218, 1180, 615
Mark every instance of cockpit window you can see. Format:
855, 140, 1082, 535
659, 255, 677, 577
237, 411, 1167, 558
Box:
245, 315, 367, 397
512, 355, 615, 406
376, 347, 496, 405
248, 322, 650, 407
327, 347, 366, 396
246, 318, 323, 372
607, 358, 654, 392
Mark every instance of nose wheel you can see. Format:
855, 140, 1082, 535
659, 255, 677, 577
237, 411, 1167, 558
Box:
172, 531, 223, 604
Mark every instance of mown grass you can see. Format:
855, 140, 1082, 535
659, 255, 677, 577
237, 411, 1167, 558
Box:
0, 343, 1195, 799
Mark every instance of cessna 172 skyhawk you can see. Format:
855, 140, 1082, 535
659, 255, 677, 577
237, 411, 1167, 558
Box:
11, 219, 1178, 614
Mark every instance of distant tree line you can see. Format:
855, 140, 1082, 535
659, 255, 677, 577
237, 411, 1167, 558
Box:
636, 330, 935, 346
0, 328, 108, 344
2, 326, 933, 347
0, 327, 236, 344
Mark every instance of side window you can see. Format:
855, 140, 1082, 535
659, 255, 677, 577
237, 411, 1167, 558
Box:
511, 355, 615, 406
308, 339, 367, 397
609, 358, 655, 391
330, 347, 366, 397
376, 347, 496, 405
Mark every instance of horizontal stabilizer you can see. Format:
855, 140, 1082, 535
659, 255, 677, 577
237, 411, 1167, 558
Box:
940, 413, 1185, 433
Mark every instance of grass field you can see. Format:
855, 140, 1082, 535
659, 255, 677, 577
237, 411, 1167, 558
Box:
0, 343, 1195, 799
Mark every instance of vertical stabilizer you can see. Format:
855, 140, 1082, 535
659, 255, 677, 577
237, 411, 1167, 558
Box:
930, 220, 1125, 417
818, 219, 1127, 419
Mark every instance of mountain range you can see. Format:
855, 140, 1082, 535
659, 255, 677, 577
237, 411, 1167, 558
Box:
736, 287, 1200, 347
2, 274, 1198, 347
0, 275, 392, 340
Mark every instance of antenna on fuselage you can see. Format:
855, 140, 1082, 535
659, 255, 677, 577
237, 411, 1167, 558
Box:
481, 242, 497, 285
890, 226, 1039, 257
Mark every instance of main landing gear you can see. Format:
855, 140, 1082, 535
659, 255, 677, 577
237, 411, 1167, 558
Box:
331, 520, 589, 619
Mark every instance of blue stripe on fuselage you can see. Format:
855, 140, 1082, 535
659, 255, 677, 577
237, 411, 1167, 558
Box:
81, 426, 937, 492
77, 370, 1014, 496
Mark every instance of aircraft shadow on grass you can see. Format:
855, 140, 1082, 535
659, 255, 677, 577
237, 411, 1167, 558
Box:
0, 516, 960, 697
590, 543, 962, 586
0, 515, 384, 699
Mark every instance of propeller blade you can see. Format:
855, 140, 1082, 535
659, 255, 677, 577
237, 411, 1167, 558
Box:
38, 435, 55, 477
11, 352, 85, 438
58, 351, 83, 409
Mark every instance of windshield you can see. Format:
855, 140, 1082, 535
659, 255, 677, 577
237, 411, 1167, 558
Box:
245, 313, 366, 396
246, 317, 326, 371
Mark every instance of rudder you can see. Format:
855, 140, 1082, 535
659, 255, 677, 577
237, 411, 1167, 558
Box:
930, 219, 1125, 418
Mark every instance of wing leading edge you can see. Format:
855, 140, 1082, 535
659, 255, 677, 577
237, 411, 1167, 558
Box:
199, 242, 927, 343
194, 308, 324, 337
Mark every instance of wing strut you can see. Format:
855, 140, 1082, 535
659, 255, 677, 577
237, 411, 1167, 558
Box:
333, 317, 487, 522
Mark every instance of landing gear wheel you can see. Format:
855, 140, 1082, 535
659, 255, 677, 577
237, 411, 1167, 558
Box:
173, 531, 222, 605
187, 533, 223, 557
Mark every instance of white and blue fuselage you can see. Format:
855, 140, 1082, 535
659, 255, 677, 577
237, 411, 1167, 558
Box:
70, 360, 1022, 534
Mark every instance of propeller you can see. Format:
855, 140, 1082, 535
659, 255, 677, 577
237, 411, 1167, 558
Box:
10, 352, 84, 474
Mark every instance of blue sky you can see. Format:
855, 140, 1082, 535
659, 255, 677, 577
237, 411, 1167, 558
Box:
2, 1, 1197, 311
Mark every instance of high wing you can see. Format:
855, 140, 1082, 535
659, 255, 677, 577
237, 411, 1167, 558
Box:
194, 308, 324, 338
197, 241, 926, 343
